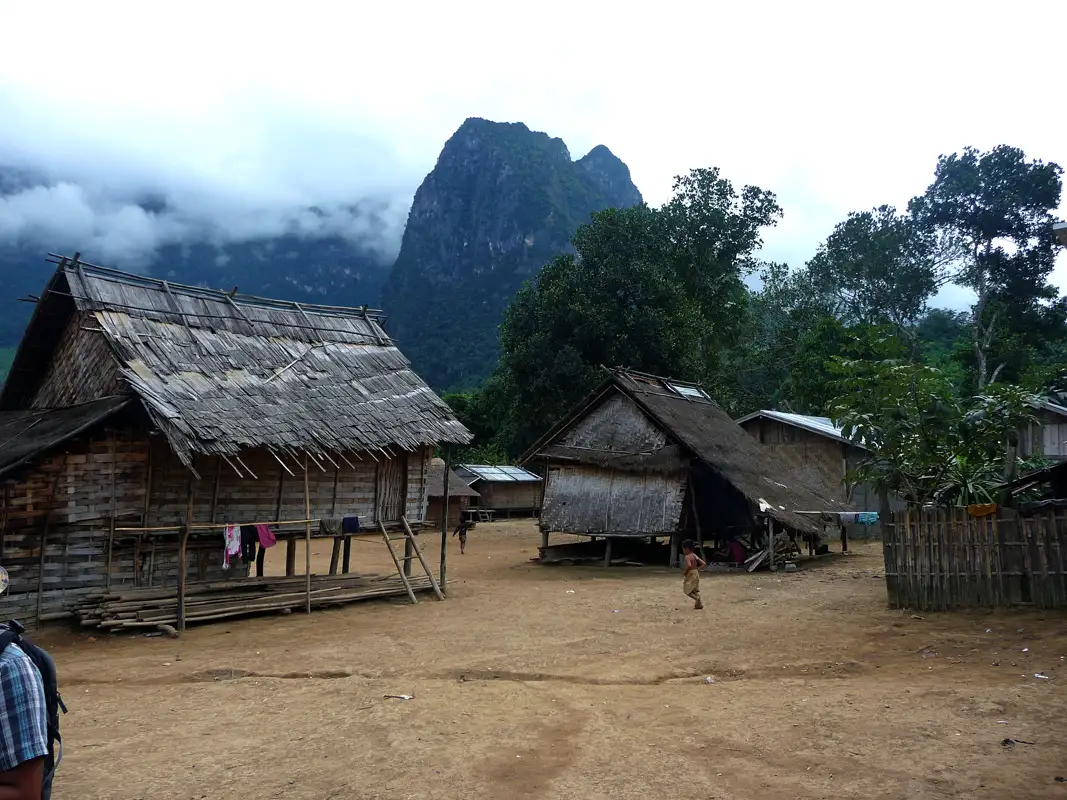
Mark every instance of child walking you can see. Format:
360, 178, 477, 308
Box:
453, 519, 468, 554
681, 539, 705, 610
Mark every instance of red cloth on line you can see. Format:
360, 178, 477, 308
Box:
256, 524, 277, 548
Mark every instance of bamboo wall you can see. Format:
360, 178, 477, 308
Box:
541, 464, 686, 535
0, 427, 431, 628
883, 509, 1067, 611
30, 312, 123, 409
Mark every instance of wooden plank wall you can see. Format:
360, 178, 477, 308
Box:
1, 434, 431, 627
477, 482, 543, 512
883, 508, 1067, 611
30, 311, 123, 409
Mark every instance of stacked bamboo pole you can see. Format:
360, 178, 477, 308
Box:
74, 572, 433, 631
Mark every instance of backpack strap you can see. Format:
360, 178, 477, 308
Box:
0, 626, 18, 655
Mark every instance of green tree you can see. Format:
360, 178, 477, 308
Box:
806, 205, 950, 338
660, 168, 782, 375
829, 346, 1038, 505
486, 167, 783, 454
910, 145, 1064, 388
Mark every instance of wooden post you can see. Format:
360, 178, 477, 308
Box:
261, 464, 283, 578
767, 517, 775, 571
688, 473, 703, 554
380, 521, 418, 604
539, 456, 550, 521
35, 466, 64, 630
840, 524, 848, 553
105, 432, 117, 590
401, 516, 445, 600
669, 531, 679, 569
177, 524, 190, 631
136, 441, 155, 586
328, 466, 341, 575
279, 454, 296, 577
541, 527, 549, 550
177, 464, 195, 632
35, 514, 51, 631
304, 454, 312, 615
603, 536, 613, 567
440, 447, 450, 591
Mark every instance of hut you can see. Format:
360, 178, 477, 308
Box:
735, 409, 907, 536
423, 458, 479, 528
453, 464, 542, 518
1019, 401, 1067, 463
0, 255, 470, 630
520, 369, 841, 567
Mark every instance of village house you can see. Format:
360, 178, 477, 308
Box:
423, 458, 479, 528
453, 464, 543, 519
735, 409, 908, 534
1019, 401, 1067, 462
0, 255, 470, 629
520, 369, 841, 568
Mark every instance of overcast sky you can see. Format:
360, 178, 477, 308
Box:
0, 1, 1064, 307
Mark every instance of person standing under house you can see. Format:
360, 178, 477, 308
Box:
681, 540, 705, 610
452, 520, 468, 554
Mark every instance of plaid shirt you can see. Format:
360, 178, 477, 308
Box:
0, 643, 49, 772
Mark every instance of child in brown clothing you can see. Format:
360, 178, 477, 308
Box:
682, 539, 706, 609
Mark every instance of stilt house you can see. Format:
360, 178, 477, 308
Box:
735, 409, 907, 535
520, 369, 840, 565
453, 464, 543, 518
0, 255, 470, 628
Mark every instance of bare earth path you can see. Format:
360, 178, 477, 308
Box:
38, 521, 1067, 799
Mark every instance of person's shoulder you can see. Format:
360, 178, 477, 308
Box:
0, 642, 39, 681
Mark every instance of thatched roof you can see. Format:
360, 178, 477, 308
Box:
426, 458, 479, 498
2, 256, 470, 468
0, 396, 130, 478
521, 369, 843, 535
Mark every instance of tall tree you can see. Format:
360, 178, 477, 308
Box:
910, 145, 1064, 388
486, 167, 783, 454
806, 205, 949, 337
660, 167, 782, 374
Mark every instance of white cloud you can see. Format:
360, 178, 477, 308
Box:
0, 0, 1063, 301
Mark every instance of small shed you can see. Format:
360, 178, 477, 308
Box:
453, 465, 543, 518
423, 458, 479, 528
735, 409, 907, 534
520, 369, 840, 566
0, 255, 470, 630
1019, 401, 1067, 462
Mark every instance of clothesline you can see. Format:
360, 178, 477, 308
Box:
115, 518, 321, 533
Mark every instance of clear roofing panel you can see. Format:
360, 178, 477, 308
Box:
461, 464, 541, 482
667, 382, 707, 399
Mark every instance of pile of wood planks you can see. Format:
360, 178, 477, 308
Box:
74, 572, 433, 631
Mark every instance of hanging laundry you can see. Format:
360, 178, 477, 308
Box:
967, 503, 997, 518
837, 512, 858, 525
255, 524, 277, 548
319, 518, 342, 537
240, 525, 258, 563
222, 525, 241, 568
856, 512, 879, 525
342, 516, 360, 534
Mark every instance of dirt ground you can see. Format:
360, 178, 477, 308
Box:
37, 521, 1067, 799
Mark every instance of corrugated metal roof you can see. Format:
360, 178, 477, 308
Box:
458, 464, 542, 483
735, 409, 856, 446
